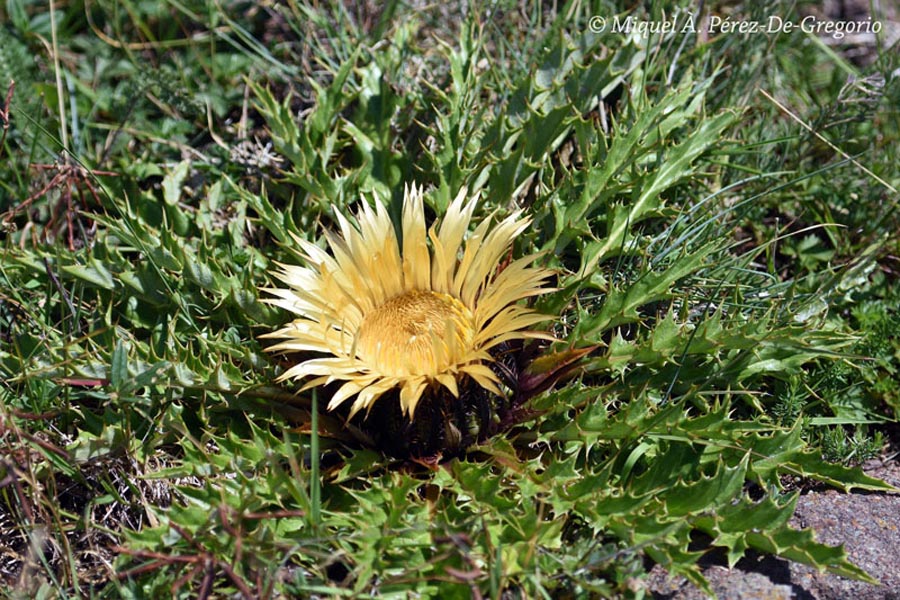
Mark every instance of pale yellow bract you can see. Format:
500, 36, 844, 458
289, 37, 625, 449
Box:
262, 185, 554, 419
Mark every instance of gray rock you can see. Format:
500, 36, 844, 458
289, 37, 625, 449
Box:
647, 460, 900, 599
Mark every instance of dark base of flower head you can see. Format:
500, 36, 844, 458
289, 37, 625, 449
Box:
350, 375, 510, 459
316, 340, 588, 460
342, 342, 534, 459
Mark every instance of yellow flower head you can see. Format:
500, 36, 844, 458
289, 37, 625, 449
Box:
262, 185, 554, 420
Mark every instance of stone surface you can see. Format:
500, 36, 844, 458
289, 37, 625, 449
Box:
646, 459, 900, 599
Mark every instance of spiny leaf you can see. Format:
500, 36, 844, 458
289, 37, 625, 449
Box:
62, 259, 115, 290
517, 345, 597, 399
574, 244, 718, 340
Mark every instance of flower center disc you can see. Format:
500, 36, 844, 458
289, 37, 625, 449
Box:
356, 290, 475, 376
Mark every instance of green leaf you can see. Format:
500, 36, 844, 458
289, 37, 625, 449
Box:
69, 423, 127, 464
110, 341, 128, 390
62, 259, 115, 290
575, 244, 717, 339
162, 160, 191, 206
663, 456, 748, 517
